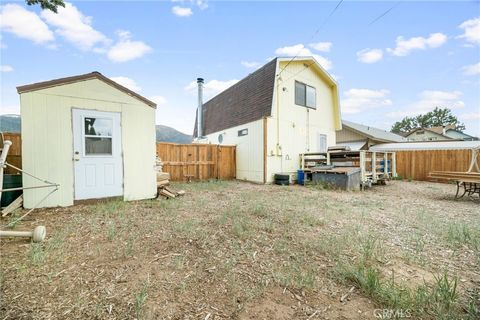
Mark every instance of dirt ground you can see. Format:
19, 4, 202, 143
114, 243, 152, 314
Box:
0, 180, 479, 319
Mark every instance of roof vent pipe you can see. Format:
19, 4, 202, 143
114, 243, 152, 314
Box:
197, 77, 204, 138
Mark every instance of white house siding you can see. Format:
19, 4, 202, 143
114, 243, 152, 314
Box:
20, 78, 156, 208
265, 60, 338, 182
205, 119, 264, 183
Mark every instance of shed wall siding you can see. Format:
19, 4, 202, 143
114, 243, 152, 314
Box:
336, 127, 365, 143
266, 60, 337, 182
204, 119, 264, 183
21, 78, 156, 208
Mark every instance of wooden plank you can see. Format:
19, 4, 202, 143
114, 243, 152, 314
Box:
1, 195, 23, 217
395, 149, 477, 182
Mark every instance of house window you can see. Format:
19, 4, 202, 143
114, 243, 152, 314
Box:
295, 81, 316, 109
238, 128, 248, 136
318, 134, 327, 153
417, 131, 425, 135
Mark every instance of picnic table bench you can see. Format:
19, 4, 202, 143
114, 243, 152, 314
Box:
429, 171, 480, 199
428, 147, 480, 199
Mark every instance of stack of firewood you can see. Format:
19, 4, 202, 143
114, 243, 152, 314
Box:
156, 160, 185, 199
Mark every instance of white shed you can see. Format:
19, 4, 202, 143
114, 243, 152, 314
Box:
17, 72, 157, 208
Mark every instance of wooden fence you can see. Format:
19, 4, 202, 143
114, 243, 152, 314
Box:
395, 149, 477, 181
2, 132, 22, 174
156, 142, 236, 181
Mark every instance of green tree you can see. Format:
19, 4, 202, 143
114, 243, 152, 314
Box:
26, 0, 64, 13
391, 107, 465, 133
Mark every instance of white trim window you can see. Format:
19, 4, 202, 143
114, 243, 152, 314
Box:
84, 117, 113, 155
295, 81, 316, 109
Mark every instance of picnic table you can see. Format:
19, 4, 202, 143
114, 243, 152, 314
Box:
428, 147, 480, 199
429, 171, 480, 199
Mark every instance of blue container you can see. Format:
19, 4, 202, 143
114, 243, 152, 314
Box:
297, 170, 305, 185
380, 160, 390, 172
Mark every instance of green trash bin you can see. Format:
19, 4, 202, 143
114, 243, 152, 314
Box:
1, 174, 22, 207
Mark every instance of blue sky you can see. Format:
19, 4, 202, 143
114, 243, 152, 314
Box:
1, 0, 479, 136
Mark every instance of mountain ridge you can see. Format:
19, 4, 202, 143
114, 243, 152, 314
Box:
0, 115, 192, 144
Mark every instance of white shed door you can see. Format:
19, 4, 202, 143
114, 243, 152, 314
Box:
72, 109, 123, 200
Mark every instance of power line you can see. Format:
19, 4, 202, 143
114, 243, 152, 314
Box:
368, 1, 401, 26
278, 0, 344, 77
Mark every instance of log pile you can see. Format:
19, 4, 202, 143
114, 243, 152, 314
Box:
156, 160, 185, 199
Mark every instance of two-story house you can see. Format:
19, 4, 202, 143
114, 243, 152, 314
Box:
193, 57, 342, 183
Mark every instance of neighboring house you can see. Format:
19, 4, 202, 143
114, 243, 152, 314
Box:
402, 125, 478, 141
193, 57, 342, 183
336, 120, 406, 150
403, 127, 453, 141
17, 72, 157, 208
428, 125, 478, 141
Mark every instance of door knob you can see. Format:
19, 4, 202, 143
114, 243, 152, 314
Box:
73, 151, 80, 161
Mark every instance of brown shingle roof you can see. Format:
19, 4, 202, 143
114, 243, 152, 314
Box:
194, 58, 277, 136
16, 72, 157, 108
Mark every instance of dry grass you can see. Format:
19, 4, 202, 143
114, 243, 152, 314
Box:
0, 180, 479, 319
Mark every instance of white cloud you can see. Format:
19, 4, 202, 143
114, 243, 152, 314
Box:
185, 79, 239, 99
172, 6, 193, 17
195, 0, 209, 10
0, 105, 20, 115
357, 48, 383, 64
0, 4, 54, 44
109, 76, 141, 92
416, 90, 465, 109
309, 42, 332, 52
149, 95, 168, 106
0, 65, 14, 72
457, 17, 480, 45
275, 44, 332, 70
386, 90, 465, 118
462, 62, 480, 76
241, 61, 261, 69
342, 89, 392, 114
41, 2, 109, 51
387, 33, 447, 56
107, 30, 152, 63
459, 112, 480, 121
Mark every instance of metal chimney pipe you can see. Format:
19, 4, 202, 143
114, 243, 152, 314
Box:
197, 78, 204, 138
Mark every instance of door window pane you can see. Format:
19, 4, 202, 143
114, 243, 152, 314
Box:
85, 117, 112, 136
306, 86, 316, 108
85, 137, 112, 155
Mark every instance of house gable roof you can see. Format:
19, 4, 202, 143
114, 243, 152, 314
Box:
277, 56, 342, 130
194, 58, 277, 136
16, 72, 157, 108
342, 120, 406, 143
194, 56, 342, 136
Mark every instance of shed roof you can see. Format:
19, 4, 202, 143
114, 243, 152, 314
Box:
370, 140, 480, 151
342, 120, 406, 143
16, 72, 157, 108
